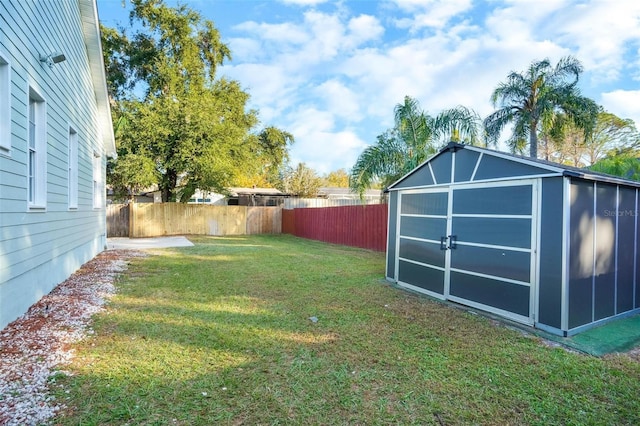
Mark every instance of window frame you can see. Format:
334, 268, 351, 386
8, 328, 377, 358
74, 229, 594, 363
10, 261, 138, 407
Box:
68, 125, 78, 209
92, 151, 102, 209
27, 85, 47, 209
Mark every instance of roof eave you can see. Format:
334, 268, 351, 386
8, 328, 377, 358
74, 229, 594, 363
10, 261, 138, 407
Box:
78, 0, 116, 158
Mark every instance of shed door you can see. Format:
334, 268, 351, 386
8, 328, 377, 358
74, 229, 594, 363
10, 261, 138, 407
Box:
396, 189, 449, 296
397, 180, 538, 325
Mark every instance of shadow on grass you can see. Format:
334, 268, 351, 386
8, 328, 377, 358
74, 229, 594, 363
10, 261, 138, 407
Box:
52, 235, 640, 426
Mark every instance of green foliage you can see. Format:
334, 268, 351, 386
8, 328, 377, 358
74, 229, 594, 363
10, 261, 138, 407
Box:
349, 96, 482, 196
103, 0, 292, 202
108, 153, 158, 201
278, 163, 322, 197
323, 168, 350, 187
53, 236, 640, 425
543, 109, 640, 166
590, 151, 640, 181
484, 55, 599, 158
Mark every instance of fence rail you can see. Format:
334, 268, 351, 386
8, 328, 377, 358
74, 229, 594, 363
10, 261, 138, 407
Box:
282, 204, 388, 252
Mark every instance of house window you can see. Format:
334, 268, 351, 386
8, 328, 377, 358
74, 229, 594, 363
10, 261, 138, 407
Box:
68, 126, 78, 209
93, 151, 102, 209
0, 53, 10, 154
28, 87, 46, 208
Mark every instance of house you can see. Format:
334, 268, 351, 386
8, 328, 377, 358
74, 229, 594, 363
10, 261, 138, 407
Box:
386, 142, 640, 336
0, 0, 115, 329
188, 187, 288, 206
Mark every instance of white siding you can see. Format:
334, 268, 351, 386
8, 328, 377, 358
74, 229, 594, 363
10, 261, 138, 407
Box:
0, 0, 109, 329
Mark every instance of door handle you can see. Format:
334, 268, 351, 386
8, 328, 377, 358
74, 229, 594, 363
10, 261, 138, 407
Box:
440, 236, 448, 251
448, 235, 457, 249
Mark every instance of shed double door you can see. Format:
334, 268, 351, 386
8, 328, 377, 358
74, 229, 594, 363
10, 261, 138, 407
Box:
396, 180, 538, 325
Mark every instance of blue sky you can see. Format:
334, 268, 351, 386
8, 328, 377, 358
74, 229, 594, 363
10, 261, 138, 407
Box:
97, 0, 640, 174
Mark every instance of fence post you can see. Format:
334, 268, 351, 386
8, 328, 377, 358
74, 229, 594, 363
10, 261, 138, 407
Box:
129, 203, 136, 238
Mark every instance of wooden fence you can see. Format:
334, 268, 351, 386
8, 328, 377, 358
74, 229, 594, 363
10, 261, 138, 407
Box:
282, 204, 388, 252
107, 204, 130, 237
108, 203, 389, 252
107, 203, 281, 237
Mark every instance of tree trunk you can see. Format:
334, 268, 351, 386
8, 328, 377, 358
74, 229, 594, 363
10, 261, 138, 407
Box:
529, 120, 538, 159
160, 169, 178, 202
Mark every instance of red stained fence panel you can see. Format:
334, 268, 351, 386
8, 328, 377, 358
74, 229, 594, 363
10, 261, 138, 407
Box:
281, 204, 388, 252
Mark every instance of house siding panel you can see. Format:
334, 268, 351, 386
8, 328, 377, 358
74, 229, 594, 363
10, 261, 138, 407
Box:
0, 0, 109, 329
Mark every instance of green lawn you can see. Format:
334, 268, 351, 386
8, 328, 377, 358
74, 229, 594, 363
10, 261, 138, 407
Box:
53, 235, 640, 425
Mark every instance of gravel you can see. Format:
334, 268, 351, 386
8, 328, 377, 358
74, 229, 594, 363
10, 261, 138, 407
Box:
0, 249, 146, 426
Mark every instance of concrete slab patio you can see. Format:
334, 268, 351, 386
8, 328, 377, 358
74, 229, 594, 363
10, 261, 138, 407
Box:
107, 236, 194, 250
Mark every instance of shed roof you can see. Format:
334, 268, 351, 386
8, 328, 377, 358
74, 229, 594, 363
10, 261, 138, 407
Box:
388, 142, 640, 190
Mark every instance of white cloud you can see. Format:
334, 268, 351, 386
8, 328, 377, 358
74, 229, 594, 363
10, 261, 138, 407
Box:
284, 106, 368, 173
347, 14, 385, 46
549, 1, 640, 82
278, 0, 328, 5
219, 0, 640, 173
233, 21, 309, 45
219, 63, 301, 124
290, 130, 368, 174
313, 79, 362, 121
390, 0, 473, 31
600, 90, 640, 130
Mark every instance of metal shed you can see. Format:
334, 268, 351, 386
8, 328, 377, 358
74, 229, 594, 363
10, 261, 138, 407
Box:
386, 142, 640, 336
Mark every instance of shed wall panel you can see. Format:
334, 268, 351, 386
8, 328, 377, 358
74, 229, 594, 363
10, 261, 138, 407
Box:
616, 187, 636, 313
451, 217, 531, 248
400, 216, 446, 241
454, 149, 480, 183
569, 180, 595, 328
637, 189, 640, 309
399, 238, 445, 268
449, 272, 530, 317
398, 260, 444, 294
453, 185, 532, 215
594, 183, 617, 321
538, 177, 564, 329
429, 151, 452, 184
392, 164, 434, 189
451, 245, 530, 283
473, 155, 551, 180
401, 192, 447, 215
386, 192, 398, 279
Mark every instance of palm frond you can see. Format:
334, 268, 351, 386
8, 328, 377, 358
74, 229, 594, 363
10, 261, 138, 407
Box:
433, 106, 483, 145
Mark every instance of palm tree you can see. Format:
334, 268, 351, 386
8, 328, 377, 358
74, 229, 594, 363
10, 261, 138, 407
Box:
349, 96, 481, 195
484, 56, 598, 158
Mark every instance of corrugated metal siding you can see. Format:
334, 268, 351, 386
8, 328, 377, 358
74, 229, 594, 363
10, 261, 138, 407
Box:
282, 204, 388, 252
284, 197, 381, 209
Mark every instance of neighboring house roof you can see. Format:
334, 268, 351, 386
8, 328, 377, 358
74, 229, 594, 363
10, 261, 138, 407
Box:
389, 142, 640, 190
318, 187, 380, 198
78, 0, 116, 157
229, 187, 285, 196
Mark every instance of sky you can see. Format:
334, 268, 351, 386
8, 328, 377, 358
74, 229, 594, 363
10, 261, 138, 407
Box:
96, 0, 640, 175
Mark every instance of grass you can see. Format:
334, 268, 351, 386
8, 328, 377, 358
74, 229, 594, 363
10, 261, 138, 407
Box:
53, 235, 640, 425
